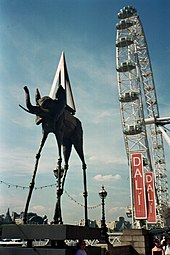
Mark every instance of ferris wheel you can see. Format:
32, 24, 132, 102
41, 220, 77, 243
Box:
116, 6, 170, 228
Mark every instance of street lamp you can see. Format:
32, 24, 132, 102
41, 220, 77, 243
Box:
99, 185, 109, 243
53, 167, 65, 224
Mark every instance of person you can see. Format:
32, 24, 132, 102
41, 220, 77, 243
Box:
165, 237, 170, 255
152, 238, 164, 255
161, 236, 166, 252
75, 240, 87, 255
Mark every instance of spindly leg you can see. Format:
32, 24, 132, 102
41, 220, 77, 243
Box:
53, 186, 63, 224
53, 134, 63, 224
23, 133, 48, 224
73, 129, 88, 226
73, 125, 87, 170
36, 133, 48, 159
61, 140, 72, 191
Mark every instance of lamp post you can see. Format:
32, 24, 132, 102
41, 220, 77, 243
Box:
99, 185, 109, 244
53, 167, 64, 224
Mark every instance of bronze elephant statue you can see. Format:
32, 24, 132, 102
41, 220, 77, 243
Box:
20, 85, 88, 225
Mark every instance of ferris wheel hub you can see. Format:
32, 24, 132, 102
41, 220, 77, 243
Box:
145, 116, 170, 125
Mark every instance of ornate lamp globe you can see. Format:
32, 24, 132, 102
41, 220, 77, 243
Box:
99, 185, 107, 199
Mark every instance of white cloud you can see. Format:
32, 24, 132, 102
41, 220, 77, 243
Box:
94, 174, 121, 182
31, 205, 46, 213
93, 111, 114, 124
108, 206, 126, 215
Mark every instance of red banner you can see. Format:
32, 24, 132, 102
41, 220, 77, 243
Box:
131, 153, 147, 219
145, 172, 157, 223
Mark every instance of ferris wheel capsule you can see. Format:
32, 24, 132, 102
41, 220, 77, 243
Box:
119, 91, 139, 102
118, 6, 137, 19
116, 18, 135, 30
116, 35, 134, 47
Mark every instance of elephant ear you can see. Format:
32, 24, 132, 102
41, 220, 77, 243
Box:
55, 85, 66, 104
35, 88, 42, 125
35, 88, 41, 105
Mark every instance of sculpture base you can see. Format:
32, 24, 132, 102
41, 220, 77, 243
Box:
1, 224, 101, 255
0, 246, 101, 255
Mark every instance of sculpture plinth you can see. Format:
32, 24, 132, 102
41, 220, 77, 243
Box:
1, 224, 101, 255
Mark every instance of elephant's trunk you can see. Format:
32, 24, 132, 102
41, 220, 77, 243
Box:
24, 86, 40, 114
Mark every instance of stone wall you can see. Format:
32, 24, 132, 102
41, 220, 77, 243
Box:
108, 244, 139, 255
120, 229, 151, 255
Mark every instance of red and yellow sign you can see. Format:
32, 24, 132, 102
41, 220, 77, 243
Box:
131, 153, 147, 219
145, 172, 157, 223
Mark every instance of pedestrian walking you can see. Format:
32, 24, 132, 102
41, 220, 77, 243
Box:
165, 237, 170, 255
75, 240, 87, 255
152, 238, 164, 255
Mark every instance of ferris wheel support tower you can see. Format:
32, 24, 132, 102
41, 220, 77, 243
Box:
116, 6, 170, 228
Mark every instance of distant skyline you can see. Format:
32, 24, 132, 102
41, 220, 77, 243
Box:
0, 0, 170, 224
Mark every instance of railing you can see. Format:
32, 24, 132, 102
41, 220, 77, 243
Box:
108, 232, 122, 246
66, 232, 123, 247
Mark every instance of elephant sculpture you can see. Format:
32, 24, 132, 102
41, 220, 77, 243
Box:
20, 85, 88, 225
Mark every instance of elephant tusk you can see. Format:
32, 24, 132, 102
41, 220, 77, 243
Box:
19, 104, 32, 114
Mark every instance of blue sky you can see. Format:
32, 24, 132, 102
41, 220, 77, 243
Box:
0, 0, 170, 224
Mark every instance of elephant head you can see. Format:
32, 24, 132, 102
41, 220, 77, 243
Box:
20, 85, 66, 125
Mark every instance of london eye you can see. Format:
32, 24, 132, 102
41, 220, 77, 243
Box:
116, 6, 170, 228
